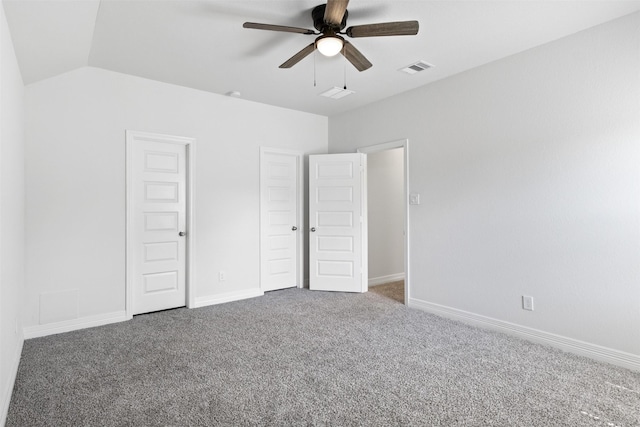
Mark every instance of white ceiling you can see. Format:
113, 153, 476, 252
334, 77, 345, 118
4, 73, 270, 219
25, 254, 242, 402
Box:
4, 0, 640, 117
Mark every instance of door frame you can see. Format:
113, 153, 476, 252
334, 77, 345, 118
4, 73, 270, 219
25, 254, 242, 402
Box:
357, 139, 410, 304
259, 147, 304, 290
125, 130, 196, 319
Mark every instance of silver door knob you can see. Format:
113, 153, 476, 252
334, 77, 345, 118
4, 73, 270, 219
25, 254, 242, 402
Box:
310, 227, 316, 232
178, 231, 186, 237
292, 226, 298, 231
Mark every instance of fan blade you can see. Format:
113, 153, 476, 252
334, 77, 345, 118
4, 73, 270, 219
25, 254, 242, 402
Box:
342, 41, 372, 72
243, 22, 315, 35
324, 0, 349, 26
346, 21, 419, 38
280, 43, 316, 68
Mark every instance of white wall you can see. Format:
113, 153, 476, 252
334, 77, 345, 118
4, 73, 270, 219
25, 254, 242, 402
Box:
329, 13, 640, 363
367, 148, 404, 284
0, 3, 25, 424
24, 67, 327, 329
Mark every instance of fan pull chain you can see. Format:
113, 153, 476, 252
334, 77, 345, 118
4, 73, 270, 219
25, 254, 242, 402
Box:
313, 42, 317, 87
343, 46, 347, 90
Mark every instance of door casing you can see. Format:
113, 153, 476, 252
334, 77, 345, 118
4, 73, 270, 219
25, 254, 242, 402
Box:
358, 139, 410, 304
125, 130, 196, 318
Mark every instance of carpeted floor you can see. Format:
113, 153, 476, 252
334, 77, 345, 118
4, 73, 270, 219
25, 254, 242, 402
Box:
369, 280, 404, 303
7, 288, 640, 426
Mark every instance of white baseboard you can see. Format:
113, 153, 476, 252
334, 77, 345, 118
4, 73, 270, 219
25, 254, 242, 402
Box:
1, 335, 24, 427
23, 310, 129, 340
193, 288, 263, 308
409, 298, 640, 372
369, 273, 405, 287
23, 289, 265, 338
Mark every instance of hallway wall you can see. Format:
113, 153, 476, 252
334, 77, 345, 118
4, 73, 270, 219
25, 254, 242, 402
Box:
367, 148, 404, 285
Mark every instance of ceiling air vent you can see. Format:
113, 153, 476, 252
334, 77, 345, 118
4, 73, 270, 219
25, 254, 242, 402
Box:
319, 87, 355, 100
399, 60, 434, 75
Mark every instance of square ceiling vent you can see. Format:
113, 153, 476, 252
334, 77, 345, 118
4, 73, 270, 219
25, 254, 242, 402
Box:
399, 60, 434, 75
319, 87, 355, 100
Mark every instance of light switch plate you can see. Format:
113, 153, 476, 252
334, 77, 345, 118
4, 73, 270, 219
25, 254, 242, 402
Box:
409, 193, 421, 205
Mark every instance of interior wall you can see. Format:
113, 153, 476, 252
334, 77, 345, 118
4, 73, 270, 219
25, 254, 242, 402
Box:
367, 148, 404, 284
329, 13, 640, 357
24, 66, 327, 328
0, 3, 25, 423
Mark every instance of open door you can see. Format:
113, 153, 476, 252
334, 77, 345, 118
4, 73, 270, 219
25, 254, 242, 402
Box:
309, 153, 367, 292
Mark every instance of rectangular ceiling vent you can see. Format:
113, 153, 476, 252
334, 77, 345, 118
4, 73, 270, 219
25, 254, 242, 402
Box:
319, 87, 355, 100
399, 61, 434, 75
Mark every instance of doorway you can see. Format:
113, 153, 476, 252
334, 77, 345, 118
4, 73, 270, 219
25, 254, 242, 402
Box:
358, 140, 409, 304
126, 131, 196, 317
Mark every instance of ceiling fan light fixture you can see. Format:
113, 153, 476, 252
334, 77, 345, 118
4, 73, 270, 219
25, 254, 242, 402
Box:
243, 2, 420, 72
316, 35, 344, 57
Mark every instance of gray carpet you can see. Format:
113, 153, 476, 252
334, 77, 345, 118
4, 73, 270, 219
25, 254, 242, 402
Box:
7, 288, 640, 426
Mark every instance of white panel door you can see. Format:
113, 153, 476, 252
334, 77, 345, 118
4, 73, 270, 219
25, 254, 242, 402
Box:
309, 153, 367, 292
131, 140, 187, 314
260, 148, 301, 291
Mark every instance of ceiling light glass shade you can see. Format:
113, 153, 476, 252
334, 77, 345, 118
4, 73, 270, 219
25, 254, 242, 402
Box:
317, 36, 344, 57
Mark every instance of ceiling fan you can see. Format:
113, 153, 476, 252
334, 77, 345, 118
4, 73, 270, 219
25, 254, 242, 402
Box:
243, 0, 419, 72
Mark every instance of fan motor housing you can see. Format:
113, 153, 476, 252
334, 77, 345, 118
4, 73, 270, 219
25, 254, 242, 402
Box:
312, 4, 348, 32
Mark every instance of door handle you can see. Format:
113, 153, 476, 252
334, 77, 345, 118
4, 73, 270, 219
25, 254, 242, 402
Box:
178, 231, 186, 237
310, 227, 316, 232
292, 226, 298, 231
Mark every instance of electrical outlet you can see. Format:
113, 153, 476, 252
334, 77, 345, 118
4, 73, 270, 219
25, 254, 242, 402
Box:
522, 295, 534, 311
218, 271, 226, 281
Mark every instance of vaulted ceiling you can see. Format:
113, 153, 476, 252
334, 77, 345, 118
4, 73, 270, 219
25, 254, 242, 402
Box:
4, 0, 640, 116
